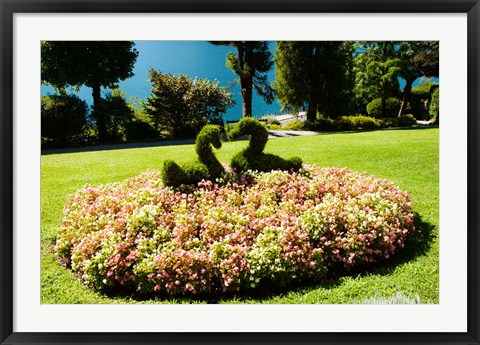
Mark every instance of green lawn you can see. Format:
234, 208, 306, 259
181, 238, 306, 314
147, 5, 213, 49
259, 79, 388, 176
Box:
41, 127, 439, 304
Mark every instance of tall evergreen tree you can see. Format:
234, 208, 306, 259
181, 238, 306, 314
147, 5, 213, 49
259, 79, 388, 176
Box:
41, 41, 138, 142
274, 41, 352, 121
353, 41, 401, 117
397, 41, 439, 117
210, 41, 274, 117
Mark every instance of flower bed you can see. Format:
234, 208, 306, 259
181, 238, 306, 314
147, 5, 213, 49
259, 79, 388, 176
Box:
55, 165, 416, 297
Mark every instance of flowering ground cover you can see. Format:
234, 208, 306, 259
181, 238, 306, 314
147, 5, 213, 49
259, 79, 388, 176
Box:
41, 127, 439, 303
55, 165, 416, 297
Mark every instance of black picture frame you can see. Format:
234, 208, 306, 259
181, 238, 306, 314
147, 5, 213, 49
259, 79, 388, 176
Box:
1, 1, 479, 344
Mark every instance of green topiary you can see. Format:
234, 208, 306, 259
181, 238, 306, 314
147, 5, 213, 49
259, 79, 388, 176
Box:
228, 117, 268, 155
195, 125, 225, 180
228, 118, 303, 172
162, 125, 225, 188
161, 160, 210, 188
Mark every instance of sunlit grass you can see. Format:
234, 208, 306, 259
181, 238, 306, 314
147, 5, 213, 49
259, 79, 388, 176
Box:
41, 127, 438, 304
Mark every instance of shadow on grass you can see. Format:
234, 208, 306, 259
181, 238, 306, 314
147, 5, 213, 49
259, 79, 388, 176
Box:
91, 212, 435, 304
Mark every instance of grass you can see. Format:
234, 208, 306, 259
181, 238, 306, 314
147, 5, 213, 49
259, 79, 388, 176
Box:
41, 127, 439, 304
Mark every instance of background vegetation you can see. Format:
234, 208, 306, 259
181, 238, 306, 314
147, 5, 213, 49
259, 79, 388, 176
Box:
41, 41, 439, 148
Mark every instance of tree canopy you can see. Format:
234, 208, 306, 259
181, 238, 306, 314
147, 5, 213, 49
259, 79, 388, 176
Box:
397, 41, 439, 116
353, 41, 402, 118
145, 69, 235, 137
210, 41, 274, 117
274, 41, 353, 121
41, 41, 139, 142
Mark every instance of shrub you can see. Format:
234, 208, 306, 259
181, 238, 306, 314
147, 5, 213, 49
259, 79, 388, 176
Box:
228, 118, 269, 155
56, 165, 417, 297
366, 97, 401, 118
195, 125, 225, 179
145, 70, 235, 137
229, 118, 303, 173
336, 115, 381, 131
429, 87, 439, 124
41, 94, 88, 147
306, 115, 414, 132
125, 119, 158, 141
304, 118, 335, 131
379, 118, 398, 128
263, 115, 281, 126
98, 90, 135, 141
407, 82, 438, 120
161, 160, 210, 188
283, 119, 305, 130
267, 123, 282, 130
398, 114, 417, 127
161, 125, 224, 188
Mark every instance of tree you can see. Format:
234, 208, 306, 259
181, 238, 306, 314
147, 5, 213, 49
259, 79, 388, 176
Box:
274, 41, 353, 121
41, 94, 88, 147
353, 42, 401, 117
41, 41, 138, 142
210, 41, 274, 117
98, 89, 136, 141
397, 41, 439, 117
145, 69, 235, 137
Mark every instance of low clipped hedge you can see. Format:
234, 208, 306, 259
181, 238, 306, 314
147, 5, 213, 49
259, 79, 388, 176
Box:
56, 165, 417, 297
336, 115, 381, 130
306, 115, 417, 132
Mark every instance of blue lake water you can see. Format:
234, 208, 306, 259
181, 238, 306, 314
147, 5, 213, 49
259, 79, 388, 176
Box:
41, 41, 438, 122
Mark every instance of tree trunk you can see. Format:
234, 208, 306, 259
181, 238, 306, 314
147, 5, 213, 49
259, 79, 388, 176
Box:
381, 82, 387, 118
306, 103, 317, 122
398, 78, 414, 117
240, 76, 253, 117
92, 82, 107, 142
240, 42, 253, 117
307, 82, 319, 121
306, 44, 320, 122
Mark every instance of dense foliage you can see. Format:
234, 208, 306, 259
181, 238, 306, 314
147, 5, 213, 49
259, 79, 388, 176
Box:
210, 41, 274, 117
305, 114, 416, 132
366, 97, 402, 118
146, 70, 235, 137
274, 41, 354, 120
97, 90, 136, 141
41, 40, 439, 149
429, 86, 439, 124
353, 42, 401, 116
41, 94, 88, 147
41, 41, 139, 142
228, 118, 303, 172
397, 42, 439, 117
161, 125, 225, 188
56, 165, 417, 297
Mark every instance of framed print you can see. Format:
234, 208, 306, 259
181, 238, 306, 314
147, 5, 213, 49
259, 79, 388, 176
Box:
1, 0, 479, 344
